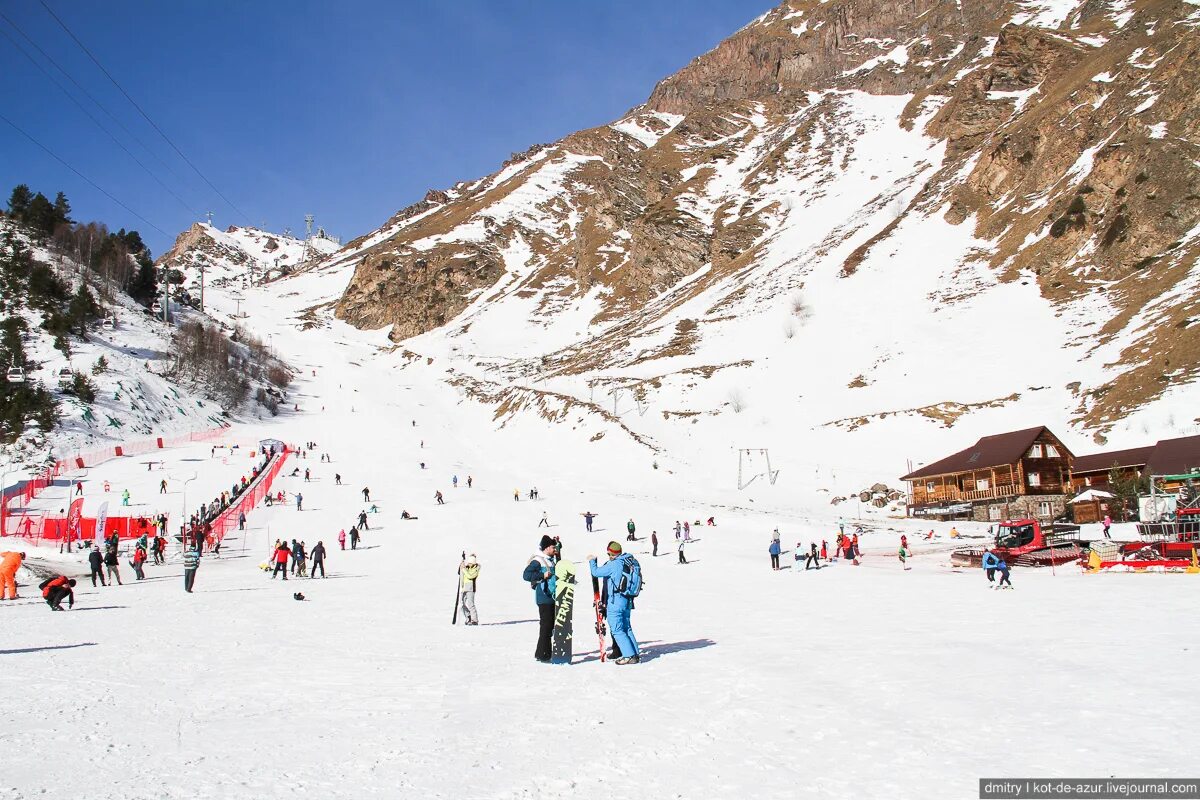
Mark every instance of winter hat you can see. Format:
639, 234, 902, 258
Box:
539, 534, 556, 550
607, 541, 623, 555
465, 554, 477, 566
67, 579, 77, 586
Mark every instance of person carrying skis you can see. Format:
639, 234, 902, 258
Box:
588, 542, 640, 665
460, 554, 480, 625
310, 541, 327, 578
338, 529, 346, 550
523, 535, 558, 663
981, 550, 1001, 585
40, 575, 75, 610
626, 518, 636, 542
582, 512, 597, 532
769, 538, 781, 570
183, 544, 200, 592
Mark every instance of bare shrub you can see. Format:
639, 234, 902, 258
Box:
728, 388, 746, 413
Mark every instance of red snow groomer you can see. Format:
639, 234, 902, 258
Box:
950, 519, 1084, 568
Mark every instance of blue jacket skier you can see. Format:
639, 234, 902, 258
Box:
523, 534, 558, 662
589, 541, 640, 665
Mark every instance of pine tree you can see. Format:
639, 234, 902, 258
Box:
26, 192, 55, 238
68, 282, 100, 337
52, 191, 72, 228
7, 184, 33, 219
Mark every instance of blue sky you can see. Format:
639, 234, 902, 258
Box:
0, 1, 774, 254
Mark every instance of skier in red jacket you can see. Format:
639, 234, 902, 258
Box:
272, 542, 290, 580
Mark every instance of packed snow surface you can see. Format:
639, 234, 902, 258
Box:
3, 267, 1199, 800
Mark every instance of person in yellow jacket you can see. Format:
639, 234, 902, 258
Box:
949, 526, 960, 538
460, 554, 480, 625
0, 551, 26, 600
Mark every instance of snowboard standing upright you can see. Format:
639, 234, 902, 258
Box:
552, 558, 576, 663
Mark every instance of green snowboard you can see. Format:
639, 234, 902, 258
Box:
552, 558, 576, 664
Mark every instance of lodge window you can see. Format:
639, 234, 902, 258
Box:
1028, 444, 1043, 458
1027, 472, 1041, 487
1045, 444, 1059, 457
1084, 476, 1092, 486
989, 505, 1002, 521
976, 479, 989, 490
926, 482, 935, 492
1038, 501, 1052, 517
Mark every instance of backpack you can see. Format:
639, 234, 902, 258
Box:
615, 555, 643, 598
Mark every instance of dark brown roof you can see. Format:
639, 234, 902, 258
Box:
902, 426, 1049, 481
1145, 434, 1200, 476
1071, 446, 1154, 475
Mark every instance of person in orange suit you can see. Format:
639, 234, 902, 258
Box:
0, 551, 26, 599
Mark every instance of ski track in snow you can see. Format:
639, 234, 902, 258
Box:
2, 268, 1198, 799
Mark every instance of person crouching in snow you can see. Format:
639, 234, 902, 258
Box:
40, 575, 75, 610
588, 542, 641, 665
460, 554, 480, 625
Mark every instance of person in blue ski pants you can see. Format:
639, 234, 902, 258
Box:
589, 541, 640, 664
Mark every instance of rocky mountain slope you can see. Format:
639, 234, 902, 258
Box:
157, 222, 340, 299
316, 0, 1200, 472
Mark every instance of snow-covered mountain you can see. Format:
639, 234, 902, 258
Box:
157, 222, 341, 299
315, 0, 1199, 476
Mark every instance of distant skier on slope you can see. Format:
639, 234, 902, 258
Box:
310, 541, 327, 578
769, 538, 781, 571
538, 511, 550, 528
626, 518, 636, 542
362, 487, 370, 502
582, 512, 597, 533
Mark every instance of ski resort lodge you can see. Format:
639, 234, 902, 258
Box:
903, 428, 1200, 523
901, 426, 1075, 522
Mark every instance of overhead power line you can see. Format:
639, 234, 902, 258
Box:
38, 0, 253, 224
0, 111, 172, 239
0, 18, 202, 217
0, 8, 192, 191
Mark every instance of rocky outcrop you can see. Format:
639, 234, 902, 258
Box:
332, 0, 1200, 435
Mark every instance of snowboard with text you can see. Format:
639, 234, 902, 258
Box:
552, 558, 576, 663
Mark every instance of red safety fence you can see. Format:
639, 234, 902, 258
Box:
208, 448, 291, 544
3, 514, 166, 548
0, 424, 229, 537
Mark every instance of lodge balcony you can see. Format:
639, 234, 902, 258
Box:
909, 482, 1067, 507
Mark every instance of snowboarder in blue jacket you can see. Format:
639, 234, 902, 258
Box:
523, 535, 558, 662
589, 541, 640, 664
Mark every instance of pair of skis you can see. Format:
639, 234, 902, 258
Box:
592, 575, 608, 662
